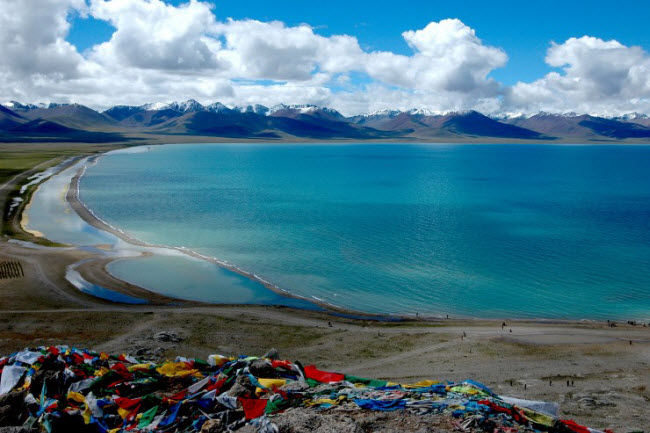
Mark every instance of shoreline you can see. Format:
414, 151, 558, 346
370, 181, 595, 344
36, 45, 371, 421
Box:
64, 154, 406, 319
59, 154, 616, 323
2, 141, 649, 430
11, 142, 649, 324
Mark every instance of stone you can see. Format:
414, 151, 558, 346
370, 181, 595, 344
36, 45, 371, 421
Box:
153, 331, 182, 343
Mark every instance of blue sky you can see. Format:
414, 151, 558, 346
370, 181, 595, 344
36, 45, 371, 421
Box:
3, 0, 650, 115
67, 0, 650, 86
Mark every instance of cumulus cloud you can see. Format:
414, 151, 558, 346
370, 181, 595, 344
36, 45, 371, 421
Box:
507, 36, 650, 115
0, 0, 86, 100
89, 0, 221, 71
0, 0, 513, 113
1, 0, 647, 116
367, 19, 507, 94
214, 19, 364, 81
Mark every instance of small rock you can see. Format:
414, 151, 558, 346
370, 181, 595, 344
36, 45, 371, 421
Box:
227, 376, 257, 398
249, 359, 279, 378
0, 391, 27, 427
263, 348, 279, 360
575, 393, 616, 408
281, 381, 310, 392
234, 425, 257, 433
200, 419, 223, 433
153, 331, 182, 343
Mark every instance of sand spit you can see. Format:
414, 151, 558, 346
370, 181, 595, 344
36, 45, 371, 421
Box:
0, 146, 648, 430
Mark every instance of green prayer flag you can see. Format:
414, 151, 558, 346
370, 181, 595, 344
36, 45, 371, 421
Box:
137, 405, 158, 428
344, 375, 388, 388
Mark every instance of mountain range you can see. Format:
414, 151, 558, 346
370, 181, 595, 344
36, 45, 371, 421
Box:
3, 100, 650, 143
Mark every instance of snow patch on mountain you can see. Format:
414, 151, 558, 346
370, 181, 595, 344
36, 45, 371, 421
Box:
234, 104, 269, 115
140, 102, 169, 111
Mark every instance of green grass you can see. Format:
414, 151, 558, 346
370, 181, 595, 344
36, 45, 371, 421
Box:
0, 142, 121, 183
0, 142, 126, 244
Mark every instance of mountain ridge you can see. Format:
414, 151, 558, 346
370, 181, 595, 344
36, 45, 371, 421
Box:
4, 100, 650, 142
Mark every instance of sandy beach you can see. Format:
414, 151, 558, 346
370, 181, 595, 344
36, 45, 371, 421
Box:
0, 143, 649, 430
64, 159, 341, 313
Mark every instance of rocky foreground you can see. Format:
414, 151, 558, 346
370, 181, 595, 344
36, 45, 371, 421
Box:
0, 345, 610, 433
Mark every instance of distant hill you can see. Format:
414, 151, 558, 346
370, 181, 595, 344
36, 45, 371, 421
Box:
352, 110, 547, 139
615, 113, 650, 128
502, 113, 650, 140
267, 105, 391, 139
0, 109, 130, 144
14, 103, 117, 131
438, 111, 546, 139
0, 105, 25, 130
352, 110, 422, 132
104, 105, 146, 122
3, 99, 650, 142
10, 119, 77, 134
579, 116, 650, 139
156, 110, 280, 138
117, 108, 185, 128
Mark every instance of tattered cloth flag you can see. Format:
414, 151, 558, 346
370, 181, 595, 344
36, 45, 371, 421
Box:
0, 346, 613, 433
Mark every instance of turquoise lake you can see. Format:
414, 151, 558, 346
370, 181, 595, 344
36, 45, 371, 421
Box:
79, 143, 650, 320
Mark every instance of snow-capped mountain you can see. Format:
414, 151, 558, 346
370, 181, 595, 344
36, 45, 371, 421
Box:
205, 102, 233, 113
2, 101, 46, 110
617, 112, 649, 120
5, 99, 650, 141
359, 109, 402, 118
138, 100, 203, 112
234, 104, 269, 116
268, 104, 343, 117
140, 102, 169, 111
165, 99, 204, 113
407, 108, 443, 116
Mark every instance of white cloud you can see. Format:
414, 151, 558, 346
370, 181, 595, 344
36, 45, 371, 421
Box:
213, 19, 365, 81
89, 0, 221, 70
382, 19, 507, 94
0, 0, 512, 113
1, 0, 648, 116
0, 0, 86, 100
507, 36, 650, 115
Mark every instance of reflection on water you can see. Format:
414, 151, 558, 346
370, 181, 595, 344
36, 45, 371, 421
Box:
24, 161, 117, 246
80, 143, 650, 320
66, 260, 147, 304
107, 255, 319, 309
24, 158, 318, 309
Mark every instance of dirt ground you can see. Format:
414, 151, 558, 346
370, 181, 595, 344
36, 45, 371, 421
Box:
0, 292, 648, 431
1, 144, 649, 431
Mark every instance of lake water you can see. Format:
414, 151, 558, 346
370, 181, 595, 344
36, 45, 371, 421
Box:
77, 143, 650, 320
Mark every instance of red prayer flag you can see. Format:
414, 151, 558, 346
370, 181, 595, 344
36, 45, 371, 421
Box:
206, 378, 225, 392
271, 360, 292, 370
561, 420, 591, 433
477, 400, 526, 424
304, 365, 345, 383
239, 398, 268, 420
111, 362, 134, 380
115, 397, 142, 410
169, 390, 187, 401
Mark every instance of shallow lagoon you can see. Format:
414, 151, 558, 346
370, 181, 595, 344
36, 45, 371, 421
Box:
30, 144, 650, 320
25, 159, 313, 309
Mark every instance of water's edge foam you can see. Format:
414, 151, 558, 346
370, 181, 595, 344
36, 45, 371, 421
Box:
23, 143, 648, 323
70, 155, 383, 317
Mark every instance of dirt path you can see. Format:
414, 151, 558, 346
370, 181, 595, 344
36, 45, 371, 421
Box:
94, 313, 165, 353
348, 337, 466, 372
0, 158, 61, 193
0, 247, 103, 308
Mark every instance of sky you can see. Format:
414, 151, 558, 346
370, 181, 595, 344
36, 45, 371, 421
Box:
2, 0, 650, 116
